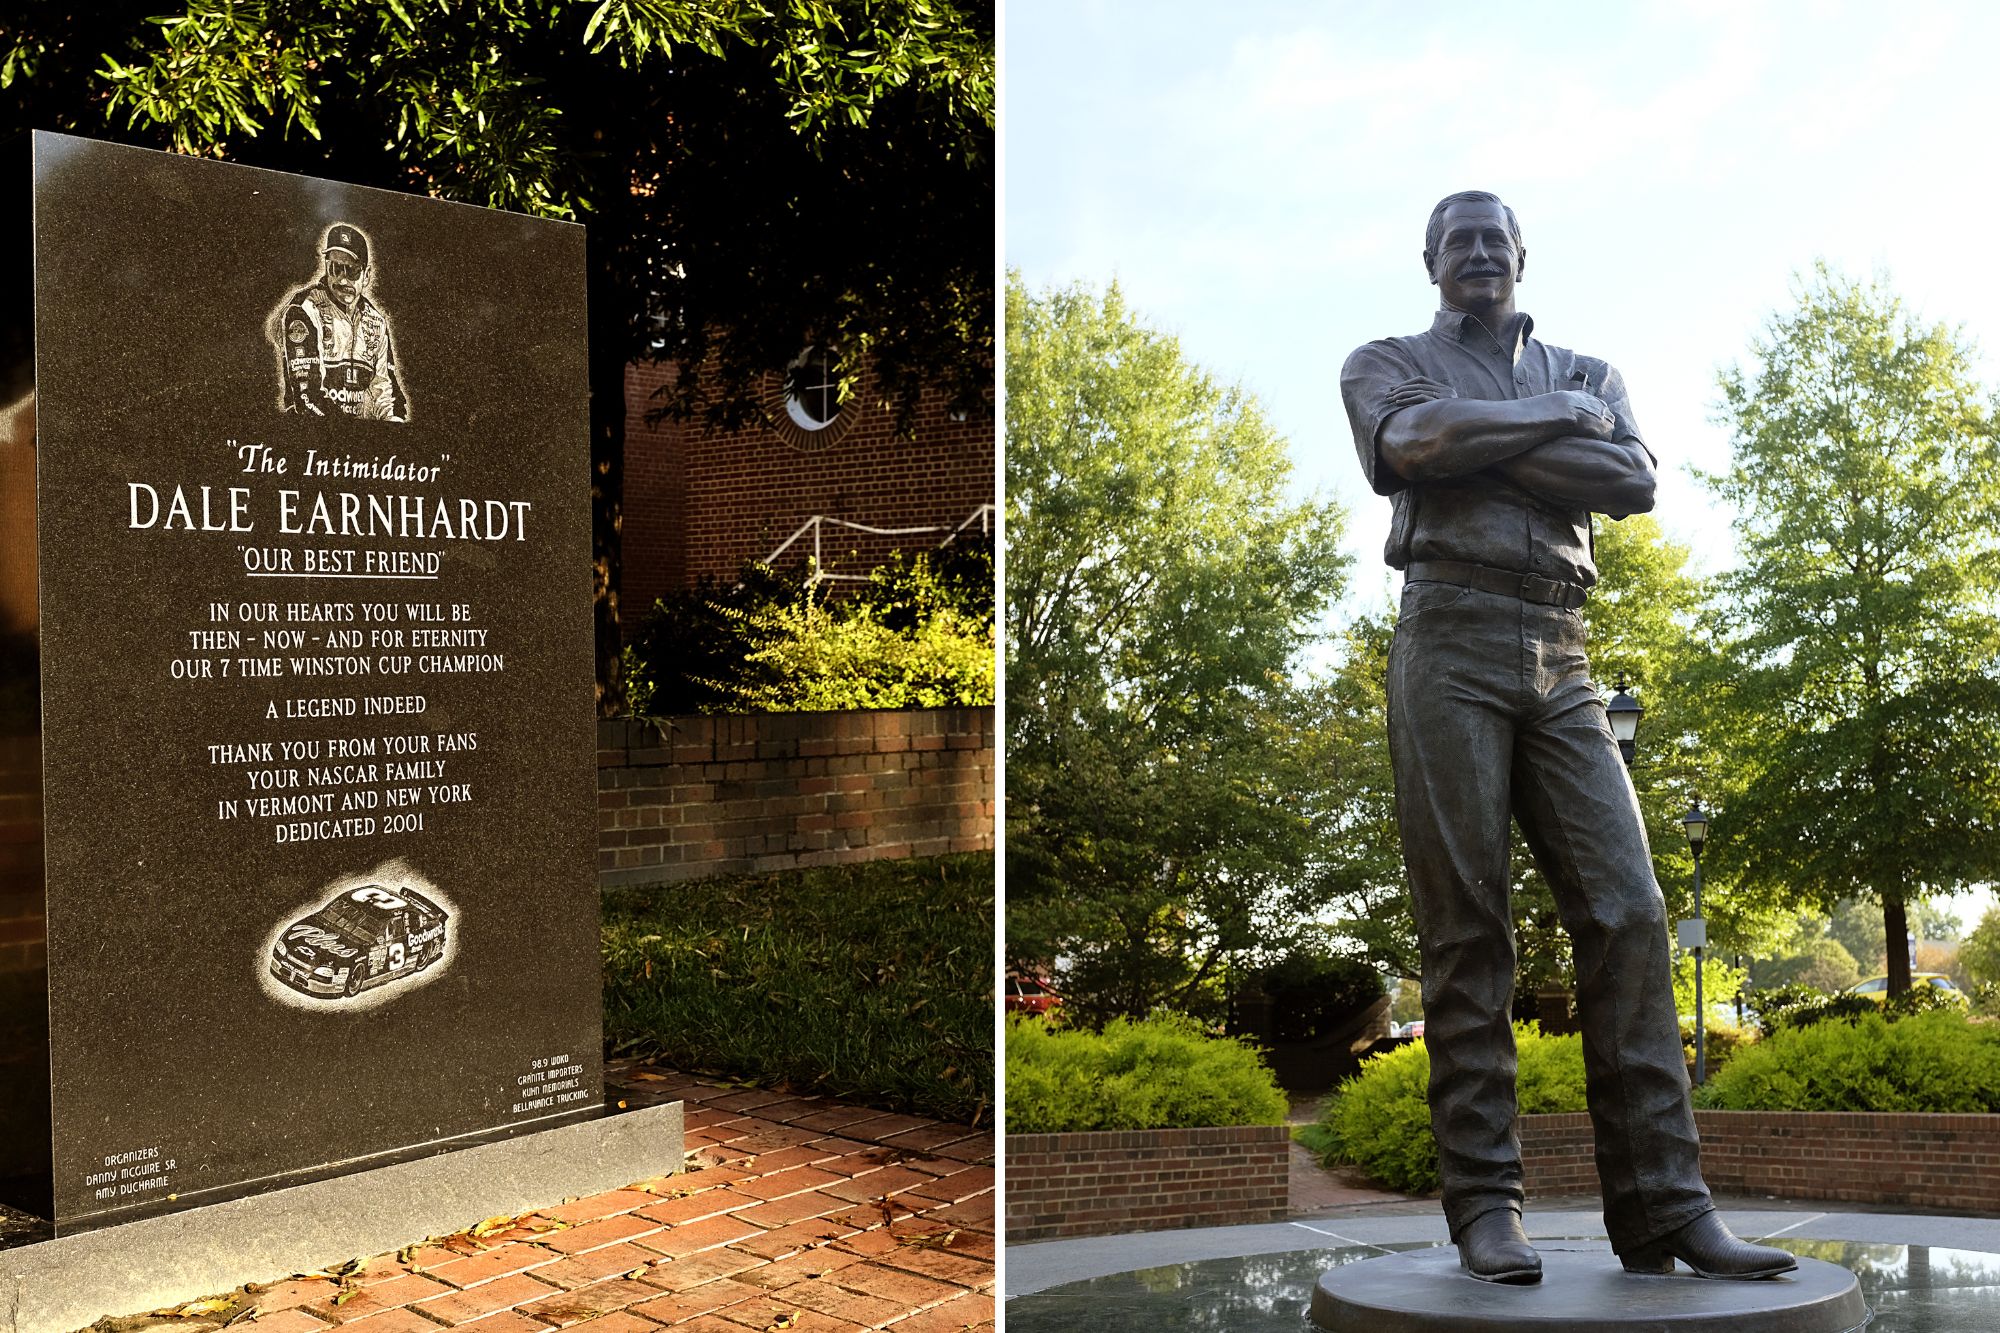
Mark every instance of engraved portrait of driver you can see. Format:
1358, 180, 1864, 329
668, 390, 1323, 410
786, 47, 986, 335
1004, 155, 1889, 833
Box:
267, 221, 409, 422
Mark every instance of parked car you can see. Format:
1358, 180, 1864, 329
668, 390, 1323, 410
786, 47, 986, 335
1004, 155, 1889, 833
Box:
270, 883, 449, 999
1004, 973, 1060, 1016
1846, 972, 1966, 1005
1405, 1019, 1426, 1039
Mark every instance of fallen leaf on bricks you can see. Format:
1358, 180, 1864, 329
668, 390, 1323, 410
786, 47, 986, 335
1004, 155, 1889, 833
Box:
765, 1314, 799, 1332
898, 1228, 960, 1250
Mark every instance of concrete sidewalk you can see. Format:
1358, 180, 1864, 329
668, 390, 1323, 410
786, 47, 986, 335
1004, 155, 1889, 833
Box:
95, 1063, 993, 1333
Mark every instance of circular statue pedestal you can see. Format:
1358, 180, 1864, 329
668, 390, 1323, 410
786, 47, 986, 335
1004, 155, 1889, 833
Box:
1311, 1245, 1865, 1333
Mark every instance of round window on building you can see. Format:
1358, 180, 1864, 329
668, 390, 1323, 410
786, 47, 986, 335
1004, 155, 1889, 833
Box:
784, 346, 843, 431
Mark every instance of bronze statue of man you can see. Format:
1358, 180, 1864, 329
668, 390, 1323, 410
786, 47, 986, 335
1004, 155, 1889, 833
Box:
1339, 190, 1794, 1284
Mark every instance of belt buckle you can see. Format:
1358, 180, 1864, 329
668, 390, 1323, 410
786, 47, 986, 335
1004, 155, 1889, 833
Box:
1522, 574, 1562, 605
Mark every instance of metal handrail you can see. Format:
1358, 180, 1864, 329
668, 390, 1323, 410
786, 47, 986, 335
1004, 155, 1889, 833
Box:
759, 504, 994, 585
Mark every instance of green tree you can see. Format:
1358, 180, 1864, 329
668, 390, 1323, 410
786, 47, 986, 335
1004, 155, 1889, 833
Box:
1961, 908, 2000, 988
1756, 931, 1863, 993
1586, 512, 1791, 955
1824, 894, 1962, 974
1291, 610, 1413, 977
1004, 274, 1348, 1025
0, 1, 993, 705
1706, 265, 2000, 996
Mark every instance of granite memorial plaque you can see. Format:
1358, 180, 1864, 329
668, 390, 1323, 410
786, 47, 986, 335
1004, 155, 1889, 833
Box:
6, 132, 602, 1233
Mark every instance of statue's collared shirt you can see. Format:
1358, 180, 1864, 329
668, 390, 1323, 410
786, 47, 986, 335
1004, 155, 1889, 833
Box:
1339, 308, 1651, 589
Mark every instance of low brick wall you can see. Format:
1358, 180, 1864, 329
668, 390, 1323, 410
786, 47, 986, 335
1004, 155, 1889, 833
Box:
1005, 1125, 1292, 1242
1521, 1110, 2000, 1212
597, 707, 994, 888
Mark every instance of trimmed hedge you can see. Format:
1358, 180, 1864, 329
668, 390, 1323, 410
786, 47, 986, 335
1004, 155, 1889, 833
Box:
1312, 1024, 1587, 1194
1694, 1010, 2000, 1113
1748, 979, 1967, 1035
1004, 1013, 1288, 1133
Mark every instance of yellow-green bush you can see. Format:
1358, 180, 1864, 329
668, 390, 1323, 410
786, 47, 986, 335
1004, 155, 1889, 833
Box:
1693, 1010, 2000, 1112
1680, 1019, 1755, 1076
1312, 1024, 1587, 1194
1005, 1012, 1288, 1133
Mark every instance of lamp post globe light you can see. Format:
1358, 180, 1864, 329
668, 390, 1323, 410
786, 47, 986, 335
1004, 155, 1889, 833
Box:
1683, 801, 1711, 1085
1606, 680, 1643, 769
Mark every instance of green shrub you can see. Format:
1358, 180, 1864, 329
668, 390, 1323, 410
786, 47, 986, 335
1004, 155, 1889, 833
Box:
1883, 981, 1969, 1020
1004, 1012, 1288, 1133
1680, 1019, 1754, 1077
1249, 952, 1386, 1042
1694, 1010, 2000, 1112
602, 853, 993, 1123
1750, 977, 1965, 1036
1312, 1024, 1588, 1194
623, 541, 994, 715
1749, 982, 1878, 1034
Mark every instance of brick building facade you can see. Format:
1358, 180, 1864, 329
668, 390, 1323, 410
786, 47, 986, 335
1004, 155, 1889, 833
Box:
620, 357, 994, 625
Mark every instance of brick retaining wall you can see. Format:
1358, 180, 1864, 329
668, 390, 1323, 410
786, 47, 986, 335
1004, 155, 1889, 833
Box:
597, 707, 994, 888
1521, 1110, 2000, 1212
1005, 1125, 1292, 1242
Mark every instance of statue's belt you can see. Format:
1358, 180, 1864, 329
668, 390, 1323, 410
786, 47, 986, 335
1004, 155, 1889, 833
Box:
1403, 560, 1588, 610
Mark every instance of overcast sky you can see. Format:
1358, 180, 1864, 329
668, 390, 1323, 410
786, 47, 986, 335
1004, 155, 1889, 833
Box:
1003, 0, 2000, 932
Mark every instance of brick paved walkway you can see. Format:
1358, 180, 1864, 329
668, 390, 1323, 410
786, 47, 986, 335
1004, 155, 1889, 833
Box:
118, 1062, 994, 1333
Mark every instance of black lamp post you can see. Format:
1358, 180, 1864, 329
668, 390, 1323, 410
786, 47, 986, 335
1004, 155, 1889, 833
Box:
1682, 801, 1710, 1085
1607, 680, 1643, 769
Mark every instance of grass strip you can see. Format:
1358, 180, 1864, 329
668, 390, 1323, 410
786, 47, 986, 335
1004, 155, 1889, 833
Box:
602, 851, 993, 1125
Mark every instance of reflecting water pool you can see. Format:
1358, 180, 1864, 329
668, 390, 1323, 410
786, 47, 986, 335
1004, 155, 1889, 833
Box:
1006, 1239, 2000, 1332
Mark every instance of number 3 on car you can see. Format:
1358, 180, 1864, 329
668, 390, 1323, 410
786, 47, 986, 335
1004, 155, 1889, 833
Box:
268, 883, 449, 999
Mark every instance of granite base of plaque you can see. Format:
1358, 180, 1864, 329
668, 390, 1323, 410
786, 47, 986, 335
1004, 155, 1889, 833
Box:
0, 1099, 683, 1333
1310, 1246, 1865, 1333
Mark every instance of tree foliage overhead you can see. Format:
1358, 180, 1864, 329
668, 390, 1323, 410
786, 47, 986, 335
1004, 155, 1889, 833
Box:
2, 0, 990, 412
1003, 273, 1349, 1025
1704, 264, 2000, 995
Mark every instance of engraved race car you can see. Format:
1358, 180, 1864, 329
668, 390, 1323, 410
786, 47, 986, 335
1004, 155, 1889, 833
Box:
268, 884, 448, 999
